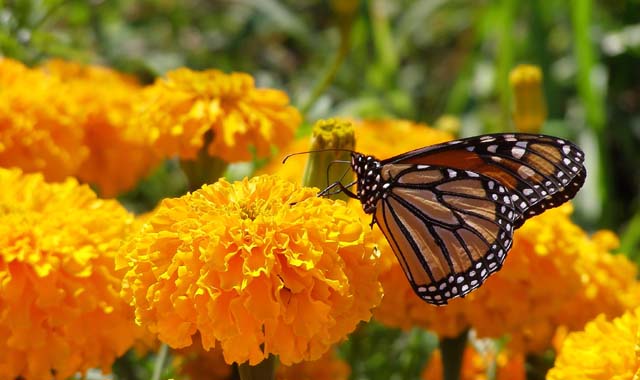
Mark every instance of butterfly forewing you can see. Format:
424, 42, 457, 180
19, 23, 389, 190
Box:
373, 165, 518, 305
384, 134, 586, 227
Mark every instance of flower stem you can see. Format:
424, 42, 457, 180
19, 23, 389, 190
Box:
180, 131, 229, 191
440, 330, 468, 380
238, 355, 277, 380
151, 343, 169, 380
300, 4, 354, 116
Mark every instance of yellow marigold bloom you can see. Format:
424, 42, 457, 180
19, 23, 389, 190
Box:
422, 344, 525, 380
509, 64, 547, 133
547, 308, 640, 380
556, 230, 639, 333
0, 58, 87, 180
137, 68, 300, 162
0, 168, 139, 380
40, 59, 160, 197
119, 175, 382, 365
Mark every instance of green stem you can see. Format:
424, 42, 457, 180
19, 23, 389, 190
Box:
571, 0, 612, 227
369, 0, 398, 80
179, 131, 229, 191
440, 330, 468, 380
238, 355, 277, 380
31, 0, 71, 30
151, 343, 169, 380
621, 209, 640, 261
300, 8, 353, 116
495, 0, 517, 132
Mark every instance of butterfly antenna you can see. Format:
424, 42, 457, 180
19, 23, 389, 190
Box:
282, 148, 355, 164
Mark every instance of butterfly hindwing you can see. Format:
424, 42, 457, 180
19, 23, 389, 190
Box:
373, 165, 518, 305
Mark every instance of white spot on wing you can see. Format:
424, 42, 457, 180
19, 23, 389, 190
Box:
518, 165, 535, 178
511, 146, 526, 159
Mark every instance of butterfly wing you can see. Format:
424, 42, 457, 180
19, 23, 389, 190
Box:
382, 133, 586, 227
373, 164, 518, 305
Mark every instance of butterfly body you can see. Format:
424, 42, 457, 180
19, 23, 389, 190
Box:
343, 133, 586, 305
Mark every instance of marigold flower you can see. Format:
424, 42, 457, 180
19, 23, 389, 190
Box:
136, 68, 301, 162
40, 59, 160, 197
0, 168, 139, 380
422, 343, 525, 380
547, 308, 640, 380
0, 58, 87, 180
119, 175, 382, 365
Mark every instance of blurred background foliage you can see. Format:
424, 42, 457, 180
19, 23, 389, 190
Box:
2, 0, 640, 379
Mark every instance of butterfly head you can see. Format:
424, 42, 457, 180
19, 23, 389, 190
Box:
351, 153, 384, 214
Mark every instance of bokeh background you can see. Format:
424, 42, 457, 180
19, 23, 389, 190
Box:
2, 1, 640, 379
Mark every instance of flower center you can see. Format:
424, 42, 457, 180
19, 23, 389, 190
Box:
238, 199, 269, 221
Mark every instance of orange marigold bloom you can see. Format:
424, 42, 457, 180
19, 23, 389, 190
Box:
547, 308, 640, 380
118, 175, 382, 365
0, 58, 88, 180
422, 343, 525, 380
40, 59, 160, 197
137, 68, 300, 162
0, 168, 139, 380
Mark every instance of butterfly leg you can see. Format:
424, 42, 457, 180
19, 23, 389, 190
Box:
317, 181, 358, 199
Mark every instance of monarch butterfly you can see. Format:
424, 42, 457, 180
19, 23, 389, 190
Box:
318, 133, 586, 305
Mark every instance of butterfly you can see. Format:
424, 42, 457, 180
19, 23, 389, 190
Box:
318, 133, 586, 305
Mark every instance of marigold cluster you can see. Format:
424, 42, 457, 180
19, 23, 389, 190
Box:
0, 58, 87, 181
118, 175, 382, 365
0, 168, 139, 379
547, 307, 640, 380
0, 58, 159, 196
136, 68, 301, 162
40, 59, 160, 197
